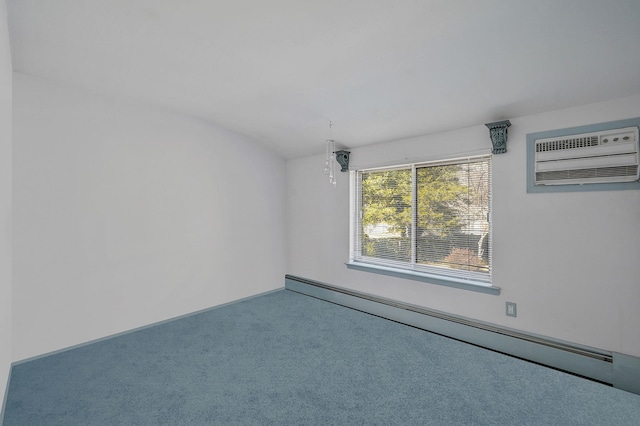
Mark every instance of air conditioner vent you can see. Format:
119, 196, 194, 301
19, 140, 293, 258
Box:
536, 136, 599, 153
534, 126, 639, 186
536, 165, 639, 183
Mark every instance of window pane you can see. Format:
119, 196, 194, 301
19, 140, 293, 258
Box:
416, 160, 490, 273
360, 168, 412, 262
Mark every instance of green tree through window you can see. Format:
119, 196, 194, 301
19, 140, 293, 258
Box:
361, 169, 412, 262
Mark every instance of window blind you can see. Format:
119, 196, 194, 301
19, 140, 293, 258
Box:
352, 156, 491, 283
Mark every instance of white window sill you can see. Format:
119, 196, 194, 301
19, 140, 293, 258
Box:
346, 262, 501, 295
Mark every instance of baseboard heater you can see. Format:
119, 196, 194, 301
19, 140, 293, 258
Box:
285, 275, 640, 395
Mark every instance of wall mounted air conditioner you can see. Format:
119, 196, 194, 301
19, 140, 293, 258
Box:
534, 127, 639, 185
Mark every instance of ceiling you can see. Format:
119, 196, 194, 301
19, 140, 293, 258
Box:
7, 0, 640, 159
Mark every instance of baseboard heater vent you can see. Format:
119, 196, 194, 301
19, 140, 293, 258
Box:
285, 275, 619, 387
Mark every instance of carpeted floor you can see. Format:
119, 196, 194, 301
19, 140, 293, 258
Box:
3, 289, 640, 425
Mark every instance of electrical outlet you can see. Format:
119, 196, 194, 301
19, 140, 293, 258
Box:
506, 302, 517, 317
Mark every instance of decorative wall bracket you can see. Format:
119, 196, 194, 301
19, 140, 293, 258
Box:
485, 120, 511, 154
335, 150, 350, 172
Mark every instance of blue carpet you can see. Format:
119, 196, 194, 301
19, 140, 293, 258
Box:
3, 289, 640, 425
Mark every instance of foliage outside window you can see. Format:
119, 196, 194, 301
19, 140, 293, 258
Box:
351, 156, 491, 284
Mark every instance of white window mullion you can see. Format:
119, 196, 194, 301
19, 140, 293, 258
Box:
411, 165, 417, 266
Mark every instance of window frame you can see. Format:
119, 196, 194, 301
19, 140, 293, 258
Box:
348, 155, 500, 295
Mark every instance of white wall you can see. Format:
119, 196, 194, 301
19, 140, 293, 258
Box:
12, 74, 286, 361
0, 0, 12, 401
287, 94, 640, 357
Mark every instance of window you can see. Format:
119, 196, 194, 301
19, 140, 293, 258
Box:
349, 156, 493, 289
